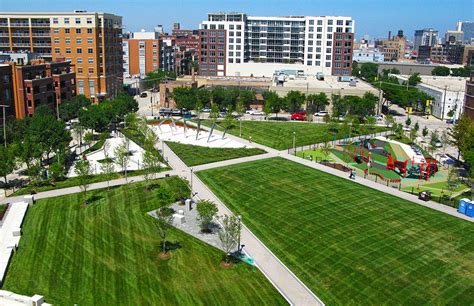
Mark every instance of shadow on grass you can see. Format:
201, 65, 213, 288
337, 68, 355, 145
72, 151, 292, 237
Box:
87, 195, 104, 205
164, 240, 182, 252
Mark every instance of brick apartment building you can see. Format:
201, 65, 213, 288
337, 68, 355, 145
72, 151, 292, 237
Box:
0, 11, 123, 102
123, 31, 160, 76
198, 29, 226, 76
9, 59, 76, 118
0, 64, 15, 125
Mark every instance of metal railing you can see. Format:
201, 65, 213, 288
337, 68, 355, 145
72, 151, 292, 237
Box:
12, 43, 30, 47
33, 42, 51, 46
11, 32, 29, 37
0, 33, 8, 37
32, 32, 50, 37
31, 22, 50, 27
10, 22, 29, 27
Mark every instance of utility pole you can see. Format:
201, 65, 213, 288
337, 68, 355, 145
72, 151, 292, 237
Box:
150, 96, 154, 117
378, 80, 382, 115
293, 131, 296, 154
0, 105, 9, 147
441, 85, 447, 120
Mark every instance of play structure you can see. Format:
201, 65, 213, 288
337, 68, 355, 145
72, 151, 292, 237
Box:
350, 137, 439, 182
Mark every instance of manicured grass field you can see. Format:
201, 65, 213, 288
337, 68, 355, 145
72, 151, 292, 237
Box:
11, 167, 169, 196
201, 120, 388, 150
197, 158, 474, 305
166, 141, 265, 166
4, 177, 285, 305
296, 149, 334, 162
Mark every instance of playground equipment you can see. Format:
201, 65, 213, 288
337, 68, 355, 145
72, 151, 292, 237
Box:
353, 147, 374, 165
386, 153, 408, 177
206, 121, 231, 143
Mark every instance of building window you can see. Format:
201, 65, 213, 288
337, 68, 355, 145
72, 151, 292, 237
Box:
88, 68, 94, 74
76, 38, 82, 43
218, 24, 224, 29
87, 38, 93, 43
54, 38, 60, 44
53, 18, 58, 24
307, 61, 312, 65
87, 28, 93, 34
78, 80, 84, 94
88, 48, 93, 54
236, 58, 241, 63
53, 28, 59, 34
77, 67, 83, 73
325, 62, 331, 67
54, 48, 60, 54
328, 20, 333, 25
66, 48, 71, 54
65, 38, 70, 44
309, 20, 314, 25
87, 18, 92, 24
75, 18, 81, 24
77, 58, 83, 64
77, 48, 82, 54
88, 58, 93, 64
317, 27, 322, 32
327, 34, 332, 39
309, 26, 314, 32
76, 28, 81, 34
64, 18, 69, 24
65, 28, 70, 34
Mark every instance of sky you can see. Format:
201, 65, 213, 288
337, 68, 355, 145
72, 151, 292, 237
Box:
0, 0, 472, 40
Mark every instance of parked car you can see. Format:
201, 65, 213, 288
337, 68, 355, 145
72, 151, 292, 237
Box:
139, 92, 148, 98
446, 119, 458, 124
434, 140, 443, 148
291, 112, 307, 121
315, 111, 328, 117
171, 108, 183, 116
159, 108, 172, 116
202, 107, 211, 113
250, 110, 265, 116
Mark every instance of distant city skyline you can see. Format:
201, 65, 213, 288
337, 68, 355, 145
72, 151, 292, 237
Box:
0, 0, 472, 40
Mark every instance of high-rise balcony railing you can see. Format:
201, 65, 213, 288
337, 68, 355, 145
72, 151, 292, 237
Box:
10, 22, 29, 27
0, 33, 8, 37
11, 32, 29, 37
33, 42, 51, 47
32, 32, 50, 37
13, 42, 30, 47
0, 42, 10, 47
31, 22, 50, 27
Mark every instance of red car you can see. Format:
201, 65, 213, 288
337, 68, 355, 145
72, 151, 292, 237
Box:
291, 112, 307, 121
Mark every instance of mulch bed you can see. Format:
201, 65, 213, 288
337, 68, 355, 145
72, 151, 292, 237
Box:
320, 162, 351, 172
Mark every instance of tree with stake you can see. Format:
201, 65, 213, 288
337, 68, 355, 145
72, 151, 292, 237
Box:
156, 207, 174, 260
414, 122, 420, 133
100, 142, 114, 190
210, 103, 219, 121
74, 159, 92, 205
114, 138, 130, 182
405, 117, 412, 127
83, 131, 94, 150
366, 116, 376, 131
218, 214, 241, 267
235, 97, 245, 137
385, 114, 394, 128
422, 126, 429, 138
196, 200, 218, 233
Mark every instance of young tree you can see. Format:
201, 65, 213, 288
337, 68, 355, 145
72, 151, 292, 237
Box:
366, 116, 376, 131
306, 93, 329, 113
83, 131, 94, 150
218, 214, 241, 265
0, 146, 15, 197
446, 167, 459, 192
385, 114, 395, 128
196, 200, 218, 232
414, 122, 420, 133
409, 128, 417, 143
422, 126, 429, 138
74, 159, 92, 205
156, 207, 175, 258
49, 162, 65, 183
210, 103, 219, 121
235, 97, 245, 137
405, 117, 412, 127
194, 99, 203, 120
223, 106, 235, 129
408, 73, 421, 86
100, 142, 115, 190
114, 138, 131, 182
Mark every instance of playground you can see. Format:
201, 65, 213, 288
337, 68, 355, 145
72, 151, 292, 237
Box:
297, 136, 470, 201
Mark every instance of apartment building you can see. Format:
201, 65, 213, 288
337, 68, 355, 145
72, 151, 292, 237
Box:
414, 28, 439, 52
199, 13, 354, 77
0, 11, 123, 102
464, 72, 474, 120
123, 30, 160, 76
1, 59, 76, 119
380, 31, 406, 62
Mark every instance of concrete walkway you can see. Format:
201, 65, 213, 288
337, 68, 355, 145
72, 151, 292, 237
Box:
162, 141, 324, 306
0, 170, 177, 205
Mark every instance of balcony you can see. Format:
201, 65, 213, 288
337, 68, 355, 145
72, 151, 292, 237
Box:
10, 22, 29, 27
0, 33, 8, 37
0, 23, 8, 27
12, 43, 30, 47
33, 42, 51, 47
11, 32, 29, 37
31, 22, 50, 27
0, 42, 10, 47
32, 32, 50, 37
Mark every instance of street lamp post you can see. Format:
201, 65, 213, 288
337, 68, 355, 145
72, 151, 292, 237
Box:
237, 215, 242, 254
150, 96, 154, 117
292, 131, 296, 155
190, 168, 193, 197
0, 105, 9, 147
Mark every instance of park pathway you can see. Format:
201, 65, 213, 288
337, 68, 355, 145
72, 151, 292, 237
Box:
161, 141, 324, 306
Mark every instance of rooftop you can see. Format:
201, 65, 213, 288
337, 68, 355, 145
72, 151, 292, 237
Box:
399, 74, 468, 92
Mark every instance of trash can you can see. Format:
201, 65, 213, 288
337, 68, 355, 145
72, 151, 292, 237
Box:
458, 198, 469, 215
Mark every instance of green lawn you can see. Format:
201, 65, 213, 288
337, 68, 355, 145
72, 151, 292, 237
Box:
11, 167, 169, 196
166, 141, 266, 166
296, 149, 334, 162
4, 177, 286, 306
197, 158, 474, 305
201, 120, 388, 150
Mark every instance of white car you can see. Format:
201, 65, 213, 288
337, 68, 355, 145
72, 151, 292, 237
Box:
315, 111, 329, 117
246, 109, 264, 115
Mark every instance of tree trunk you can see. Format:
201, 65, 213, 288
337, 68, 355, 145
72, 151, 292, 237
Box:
3, 175, 7, 197
162, 239, 166, 253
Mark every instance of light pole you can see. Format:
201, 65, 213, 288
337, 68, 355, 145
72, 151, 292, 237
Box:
190, 167, 193, 197
292, 131, 296, 155
150, 96, 154, 117
0, 105, 9, 147
55, 91, 60, 120
237, 215, 242, 254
